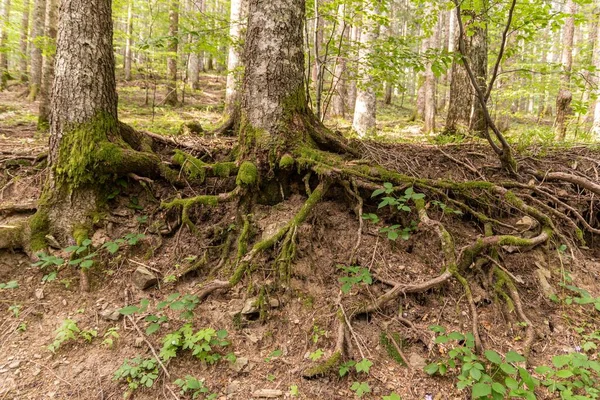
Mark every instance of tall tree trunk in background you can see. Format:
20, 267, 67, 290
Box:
331, 4, 348, 117
469, 21, 487, 134
444, 10, 471, 134
28, 0, 46, 100
37, 0, 57, 129
165, 0, 179, 106
124, 0, 133, 81
415, 35, 427, 120
584, 9, 598, 126
592, 6, 600, 139
0, 0, 11, 90
347, 24, 359, 113
555, 0, 575, 141
187, 0, 201, 89
423, 11, 440, 134
352, 1, 380, 137
19, 0, 30, 82
225, 0, 245, 116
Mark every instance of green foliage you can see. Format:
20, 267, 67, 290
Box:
48, 319, 97, 353
425, 326, 536, 399
174, 376, 218, 400
338, 265, 373, 294
159, 324, 230, 363
113, 356, 158, 392
0, 280, 18, 289
265, 349, 282, 362
383, 393, 402, 400
350, 381, 371, 398
102, 327, 120, 348
308, 348, 325, 361
365, 183, 423, 241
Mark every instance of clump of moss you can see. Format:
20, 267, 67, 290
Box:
379, 332, 406, 366
279, 154, 295, 169
236, 161, 258, 186
72, 224, 89, 246
29, 210, 50, 251
172, 149, 207, 182
54, 113, 118, 188
213, 162, 236, 178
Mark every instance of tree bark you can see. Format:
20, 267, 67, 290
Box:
186, 0, 201, 90
423, 11, 440, 134
469, 22, 487, 134
444, 11, 471, 134
19, 0, 30, 82
347, 24, 360, 113
124, 0, 133, 81
225, 0, 246, 116
352, 1, 380, 137
28, 0, 46, 100
331, 3, 348, 117
37, 0, 58, 129
165, 0, 179, 106
240, 0, 316, 165
0, 0, 11, 90
554, 0, 575, 141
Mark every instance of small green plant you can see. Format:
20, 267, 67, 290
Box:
102, 327, 120, 348
32, 253, 64, 269
160, 324, 230, 363
312, 325, 327, 344
350, 381, 371, 398
174, 375, 217, 399
145, 314, 169, 335
0, 280, 18, 289
17, 322, 27, 332
290, 385, 299, 396
157, 292, 200, 320
48, 319, 97, 352
65, 238, 97, 270
308, 348, 324, 361
113, 356, 158, 392
431, 200, 463, 216
265, 348, 282, 362
8, 304, 21, 317
363, 184, 424, 241
338, 265, 373, 294
425, 325, 537, 399
561, 284, 600, 312
103, 233, 146, 254
383, 393, 402, 400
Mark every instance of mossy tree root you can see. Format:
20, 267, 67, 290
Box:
0, 223, 25, 250
196, 181, 330, 300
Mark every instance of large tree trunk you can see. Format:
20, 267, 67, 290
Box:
164, 0, 179, 106
186, 0, 201, 90
352, 1, 379, 137
422, 11, 440, 134
225, 0, 246, 116
37, 0, 58, 130
124, 0, 133, 81
0, 0, 11, 90
19, 0, 30, 82
33, 0, 162, 249
346, 24, 360, 113
554, 0, 575, 141
28, 0, 46, 100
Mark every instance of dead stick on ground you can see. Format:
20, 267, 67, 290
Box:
126, 315, 170, 379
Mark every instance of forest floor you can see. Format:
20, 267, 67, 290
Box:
1, 77, 600, 400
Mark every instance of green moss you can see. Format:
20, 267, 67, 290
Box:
172, 149, 207, 182
72, 225, 89, 245
279, 154, 295, 169
213, 162, 236, 178
29, 210, 49, 252
380, 332, 406, 366
303, 351, 342, 378
236, 161, 258, 186
237, 215, 251, 260
54, 113, 119, 188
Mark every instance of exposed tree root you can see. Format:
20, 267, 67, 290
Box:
0, 202, 37, 215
